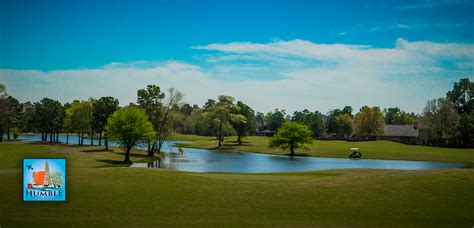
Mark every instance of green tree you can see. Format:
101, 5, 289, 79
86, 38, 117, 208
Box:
106, 106, 156, 163
291, 109, 325, 138
137, 84, 165, 155
203, 99, 216, 112
455, 114, 474, 147
353, 106, 385, 140
255, 112, 265, 130
92, 96, 119, 148
421, 98, 459, 146
269, 122, 314, 156
447, 78, 473, 114
266, 109, 286, 131
0, 83, 6, 98
335, 113, 353, 139
232, 101, 255, 144
20, 102, 36, 133
326, 106, 352, 138
1, 96, 22, 141
383, 107, 415, 125
137, 85, 184, 155
33, 98, 64, 143
155, 88, 184, 153
65, 100, 92, 145
446, 78, 474, 147
210, 95, 242, 147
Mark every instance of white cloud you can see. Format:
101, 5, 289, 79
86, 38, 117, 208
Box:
397, 23, 409, 29
1, 39, 473, 114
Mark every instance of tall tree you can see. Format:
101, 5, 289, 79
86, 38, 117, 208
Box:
231, 101, 255, 144
137, 85, 184, 155
2, 96, 22, 141
421, 98, 459, 146
137, 84, 165, 155
447, 78, 474, 114
384, 107, 415, 125
255, 112, 265, 131
446, 78, 474, 147
269, 122, 314, 156
155, 88, 184, 153
92, 96, 119, 148
292, 109, 325, 138
353, 106, 385, 140
106, 106, 155, 163
209, 95, 243, 147
0, 84, 9, 142
33, 98, 63, 143
335, 113, 353, 140
203, 99, 216, 112
266, 109, 286, 131
65, 100, 92, 145
326, 106, 352, 138
20, 102, 36, 133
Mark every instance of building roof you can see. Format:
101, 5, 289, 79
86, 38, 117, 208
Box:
382, 125, 419, 137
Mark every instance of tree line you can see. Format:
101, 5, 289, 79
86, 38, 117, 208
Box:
0, 78, 472, 151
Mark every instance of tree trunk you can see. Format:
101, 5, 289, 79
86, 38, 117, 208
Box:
66, 132, 69, 144
124, 147, 131, 163
237, 134, 242, 145
81, 132, 84, 146
290, 144, 295, 156
147, 142, 154, 157
90, 130, 94, 146
218, 122, 223, 147
157, 141, 164, 154
0, 129, 3, 142
6, 124, 10, 141
56, 132, 59, 142
98, 132, 102, 146
50, 131, 53, 143
105, 133, 109, 150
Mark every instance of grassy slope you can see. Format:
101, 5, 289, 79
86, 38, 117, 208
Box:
0, 142, 473, 226
177, 135, 474, 164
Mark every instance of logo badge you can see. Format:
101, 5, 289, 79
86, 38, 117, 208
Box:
23, 158, 66, 202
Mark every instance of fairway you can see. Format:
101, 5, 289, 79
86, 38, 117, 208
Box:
0, 141, 473, 226
177, 134, 474, 164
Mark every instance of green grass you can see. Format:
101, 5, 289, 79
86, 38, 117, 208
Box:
179, 135, 474, 164
0, 141, 473, 226
168, 133, 215, 141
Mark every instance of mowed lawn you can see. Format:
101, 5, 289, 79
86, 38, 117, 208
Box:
0, 141, 473, 226
177, 134, 474, 164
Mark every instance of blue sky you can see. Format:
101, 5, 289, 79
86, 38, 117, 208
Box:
1, 0, 473, 113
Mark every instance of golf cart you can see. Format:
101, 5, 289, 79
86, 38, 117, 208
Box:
348, 148, 362, 159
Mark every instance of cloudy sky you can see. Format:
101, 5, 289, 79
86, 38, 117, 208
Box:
1, 0, 473, 114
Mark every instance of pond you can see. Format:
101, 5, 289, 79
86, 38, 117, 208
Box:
18, 135, 465, 173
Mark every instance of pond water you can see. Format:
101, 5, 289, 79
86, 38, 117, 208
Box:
18, 135, 465, 173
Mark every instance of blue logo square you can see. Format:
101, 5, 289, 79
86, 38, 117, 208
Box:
23, 158, 66, 202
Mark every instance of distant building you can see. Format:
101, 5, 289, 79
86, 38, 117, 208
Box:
377, 124, 421, 144
255, 129, 275, 136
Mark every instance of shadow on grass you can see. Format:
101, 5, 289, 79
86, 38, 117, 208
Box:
96, 159, 131, 167
80, 148, 113, 153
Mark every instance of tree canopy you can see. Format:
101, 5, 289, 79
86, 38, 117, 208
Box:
353, 106, 385, 139
269, 122, 313, 156
106, 106, 155, 163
